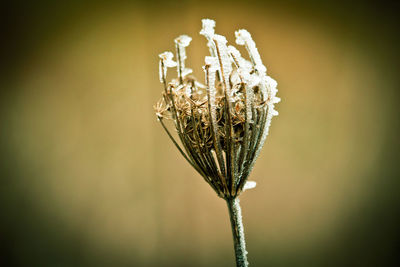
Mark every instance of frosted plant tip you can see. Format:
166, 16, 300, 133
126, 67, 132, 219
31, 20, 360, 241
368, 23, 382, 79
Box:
159, 51, 177, 67
175, 35, 192, 47
235, 29, 251, 45
200, 18, 216, 36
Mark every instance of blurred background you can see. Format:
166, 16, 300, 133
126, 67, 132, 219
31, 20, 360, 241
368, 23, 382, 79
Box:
1, 0, 399, 266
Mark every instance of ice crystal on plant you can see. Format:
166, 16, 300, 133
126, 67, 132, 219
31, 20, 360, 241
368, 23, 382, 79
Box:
243, 181, 256, 191
158, 51, 177, 83
200, 19, 216, 36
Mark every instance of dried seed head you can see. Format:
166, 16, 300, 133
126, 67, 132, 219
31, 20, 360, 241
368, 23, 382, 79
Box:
155, 19, 280, 199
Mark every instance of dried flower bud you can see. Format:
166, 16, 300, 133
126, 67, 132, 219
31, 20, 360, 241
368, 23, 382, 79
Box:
155, 19, 280, 199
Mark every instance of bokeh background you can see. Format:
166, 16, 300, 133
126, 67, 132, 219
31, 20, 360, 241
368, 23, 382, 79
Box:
1, 0, 399, 266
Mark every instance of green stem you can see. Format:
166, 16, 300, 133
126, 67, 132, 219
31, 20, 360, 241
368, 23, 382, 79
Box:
226, 198, 249, 267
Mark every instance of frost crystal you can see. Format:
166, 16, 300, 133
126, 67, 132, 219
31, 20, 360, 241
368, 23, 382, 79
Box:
243, 181, 256, 191
159, 51, 177, 67
200, 19, 216, 37
155, 18, 280, 198
214, 34, 233, 93
182, 68, 193, 77
200, 19, 217, 57
235, 30, 266, 74
175, 35, 192, 47
205, 56, 219, 69
204, 56, 219, 134
231, 198, 249, 266
175, 35, 192, 82
228, 45, 252, 73
158, 51, 177, 82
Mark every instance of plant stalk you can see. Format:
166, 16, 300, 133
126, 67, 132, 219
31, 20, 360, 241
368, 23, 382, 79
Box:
226, 197, 248, 267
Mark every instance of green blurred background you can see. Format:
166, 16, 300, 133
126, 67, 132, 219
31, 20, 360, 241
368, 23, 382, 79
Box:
1, 0, 399, 266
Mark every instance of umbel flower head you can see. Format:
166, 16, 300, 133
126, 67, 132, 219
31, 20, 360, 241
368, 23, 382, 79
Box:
155, 19, 280, 200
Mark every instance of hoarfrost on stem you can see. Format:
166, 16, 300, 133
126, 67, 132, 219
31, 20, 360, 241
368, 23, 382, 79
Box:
175, 35, 193, 82
158, 51, 177, 83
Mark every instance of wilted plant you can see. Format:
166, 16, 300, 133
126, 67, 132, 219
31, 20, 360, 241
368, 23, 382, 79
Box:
154, 19, 280, 267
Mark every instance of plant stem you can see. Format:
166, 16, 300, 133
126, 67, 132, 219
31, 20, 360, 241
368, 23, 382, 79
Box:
226, 197, 248, 267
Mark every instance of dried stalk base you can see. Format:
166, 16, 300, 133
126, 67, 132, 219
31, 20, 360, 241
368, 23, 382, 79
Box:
226, 198, 248, 267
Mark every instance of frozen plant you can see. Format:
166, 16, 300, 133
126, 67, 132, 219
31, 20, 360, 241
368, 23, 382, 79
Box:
154, 18, 280, 267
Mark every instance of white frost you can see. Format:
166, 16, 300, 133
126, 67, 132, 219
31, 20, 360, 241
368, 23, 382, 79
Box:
228, 45, 252, 74
175, 35, 192, 47
204, 56, 219, 132
200, 19, 216, 37
200, 19, 217, 58
214, 34, 233, 94
205, 56, 219, 70
243, 181, 257, 191
235, 29, 267, 74
232, 198, 249, 266
158, 51, 177, 83
182, 68, 193, 77
235, 29, 269, 101
159, 51, 177, 67
175, 35, 192, 80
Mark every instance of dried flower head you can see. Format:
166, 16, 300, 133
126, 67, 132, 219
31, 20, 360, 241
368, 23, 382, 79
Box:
155, 19, 280, 199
